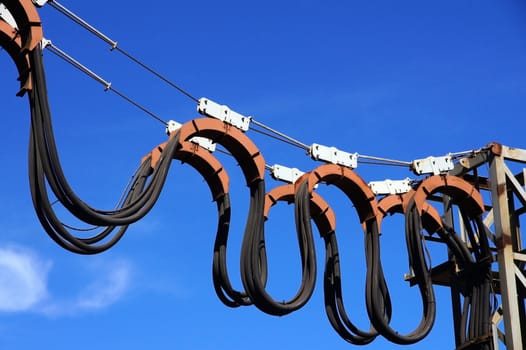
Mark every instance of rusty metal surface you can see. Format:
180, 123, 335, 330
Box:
302, 163, 378, 224
264, 183, 336, 236
177, 118, 266, 186
2, 0, 42, 51
0, 20, 33, 95
142, 139, 229, 201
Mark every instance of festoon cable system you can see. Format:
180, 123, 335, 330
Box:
0, 1, 520, 349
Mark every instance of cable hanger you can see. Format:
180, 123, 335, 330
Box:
32, 0, 482, 174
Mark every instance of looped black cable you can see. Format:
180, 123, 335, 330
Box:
173, 118, 267, 309
367, 193, 437, 344
241, 178, 318, 316
29, 45, 176, 229
212, 193, 253, 307
295, 164, 390, 344
372, 175, 492, 348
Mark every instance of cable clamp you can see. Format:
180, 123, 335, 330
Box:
166, 120, 216, 152
0, 4, 17, 28
197, 98, 251, 132
40, 38, 52, 48
368, 178, 412, 195
411, 154, 454, 175
270, 164, 305, 184
32, 0, 49, 7
309, 143, 357, 169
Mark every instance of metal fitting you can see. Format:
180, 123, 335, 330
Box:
368, 178, 412, 195
411, 155, 454, 175
270, 164, 305, 184
309, 143, 358, 169
197, 98, 251, 132
166, 120, 216, 152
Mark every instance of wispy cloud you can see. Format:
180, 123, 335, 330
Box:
0, 245, 51, 312
74, 259, 131, 310
0, 244, 132, 316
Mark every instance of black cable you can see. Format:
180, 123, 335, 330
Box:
239, 177, 317, 317
29, 44, 177, 227
212, 193, 253, 307
366, 196, 436, 344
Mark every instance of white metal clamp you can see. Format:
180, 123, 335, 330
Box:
270, 164, 305, 184
309, 143, 358, 169
411, 155, 454, 175
197, 98, 251, 132
368, 178, 412, 195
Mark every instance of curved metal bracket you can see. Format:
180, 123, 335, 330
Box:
265, 183, 336, 237
0, 20, 32, 95
143, 139, 229, 201
1, 0, 42, 52
297, 163, 378, 224
176, 118, 265, 186
412, 175, 484, 217
377, 190, 443, 234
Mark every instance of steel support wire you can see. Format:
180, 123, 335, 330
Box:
28, 45, 176, 228
43, 0, 199, 103
44, 41, 167, 125
294, 164, 391, 344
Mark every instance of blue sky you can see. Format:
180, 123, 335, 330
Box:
0, 0, 525, 349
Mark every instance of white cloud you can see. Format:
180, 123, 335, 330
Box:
0, 246, 51, 312
0, 244, 132, 316
75, 260, 131, 310
39, 259, 133, 317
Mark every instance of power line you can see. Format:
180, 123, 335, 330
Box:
44, 40, 168, 125
250, 118, 310, 151
40, 1, 471, 173
46, 0, 199, 103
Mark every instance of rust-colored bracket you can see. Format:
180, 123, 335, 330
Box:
377, 190, 442, 234
2, 0, 42, 52
297, 164, 378, 225
412, 175, 484, 218
265, 183, 336, 237
143, 140, 229, 201
0, 20, 33, 95
176, 118, 265, 186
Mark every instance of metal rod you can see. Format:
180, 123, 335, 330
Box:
44, 41, 167, 125
358, 154, 412, 166
45, 41, 111, 89
47, 0, 198, 103
48, 0, 117, 48
250, 119, 310, 151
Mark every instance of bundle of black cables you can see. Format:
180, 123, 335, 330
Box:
28, 44, 181, 253
239, 178, 315, 316
293, 174, 391, 344
212, 192, 254, 307
366, 193, 494, 348
450, 214, 493, 350
366, 195, 437, 344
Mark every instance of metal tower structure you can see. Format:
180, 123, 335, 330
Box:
428, 143, 526, 350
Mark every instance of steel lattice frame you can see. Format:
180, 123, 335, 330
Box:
436, 144, 526, 350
